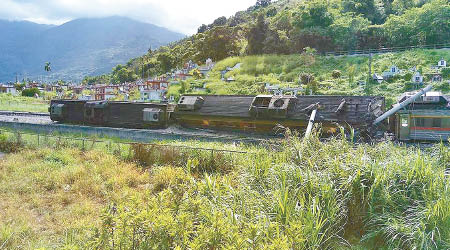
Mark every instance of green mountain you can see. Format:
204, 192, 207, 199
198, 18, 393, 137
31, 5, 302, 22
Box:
0, 17, 185, 82
100, 0, 448, 85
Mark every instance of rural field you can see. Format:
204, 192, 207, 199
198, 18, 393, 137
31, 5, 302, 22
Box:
0, 94, 49, 113
0, 130, 448, 249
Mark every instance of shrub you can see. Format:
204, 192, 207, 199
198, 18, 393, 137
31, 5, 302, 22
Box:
0, 133, 24, 153
332, 70, 341, 79
21, 88, 41, 97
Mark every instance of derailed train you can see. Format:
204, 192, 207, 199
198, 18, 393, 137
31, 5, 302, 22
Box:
49, 87, 450, 141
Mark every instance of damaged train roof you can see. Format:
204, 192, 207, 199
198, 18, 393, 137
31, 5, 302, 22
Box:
175, 94, 385, 126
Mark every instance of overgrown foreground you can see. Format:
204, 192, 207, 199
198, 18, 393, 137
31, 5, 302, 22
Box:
0, 133, 449, 249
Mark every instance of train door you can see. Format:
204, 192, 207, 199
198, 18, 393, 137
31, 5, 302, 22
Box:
397, 114, 410, 140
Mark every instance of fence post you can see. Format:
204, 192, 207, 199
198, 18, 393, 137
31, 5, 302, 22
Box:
82, 139, 85, 150
16, 132, 21, 145
37, 134, 40, 146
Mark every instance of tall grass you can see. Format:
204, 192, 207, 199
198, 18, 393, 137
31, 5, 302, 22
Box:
90, 131, 450, 249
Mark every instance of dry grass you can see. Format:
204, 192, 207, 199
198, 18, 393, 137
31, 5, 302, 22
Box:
0, 148, 149, 249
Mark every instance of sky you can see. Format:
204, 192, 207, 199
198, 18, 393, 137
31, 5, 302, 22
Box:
0, 0, 257, 35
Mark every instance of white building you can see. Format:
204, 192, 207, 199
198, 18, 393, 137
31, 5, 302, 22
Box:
372, 74, 383, 83
140, 89, 166, 102
411, 72, 423, 83
382, 65, 400, 79
0, 85, 17, 95
438, 58, 447, 68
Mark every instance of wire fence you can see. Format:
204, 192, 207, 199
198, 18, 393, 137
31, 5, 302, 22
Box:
0, 129, 252, 169
323, 43, 450, 57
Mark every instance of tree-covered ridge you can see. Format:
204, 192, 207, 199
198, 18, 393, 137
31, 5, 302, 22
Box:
91, 0, 449, 84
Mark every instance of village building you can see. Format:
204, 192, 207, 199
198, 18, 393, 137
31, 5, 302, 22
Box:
139, 78, 169, 102
438, 58, 447, 68
71, 86, 85, 95
94, 85, 119, 100
425, 72, 443, 82
372, 73, 383, 83
411, 71, 424, 84
0, 85, 17, 95
198, 58, 215, 76
382, 65, 400, 79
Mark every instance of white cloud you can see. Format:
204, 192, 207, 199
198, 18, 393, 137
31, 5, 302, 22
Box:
0, 0, 256, 34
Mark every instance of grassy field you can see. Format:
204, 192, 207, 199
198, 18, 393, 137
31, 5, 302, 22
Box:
172, 49, 450, 106
0, 94, 49, 113
0, 129, 449, 249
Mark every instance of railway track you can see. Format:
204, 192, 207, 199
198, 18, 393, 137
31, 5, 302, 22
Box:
0, 111, 49, 117
0, 111, 279, 144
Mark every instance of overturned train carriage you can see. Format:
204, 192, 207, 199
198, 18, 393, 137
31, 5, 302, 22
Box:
173, 95, 385, 134
49, 100, 174, 128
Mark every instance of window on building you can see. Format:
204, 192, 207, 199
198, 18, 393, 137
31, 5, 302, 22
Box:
432, 118, 441, 128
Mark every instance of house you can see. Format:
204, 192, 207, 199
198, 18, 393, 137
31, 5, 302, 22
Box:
198, 58, 215, 76
382, 65, 400, 79
411, 72, 423, 84
0, 85, 17, 95
71, 86, 84, 95
172, 70, 192, 80
438, 58, 447, 68
94, 85, 119, 100
183, 60, 198, 72
139, 78, 169, 102
431, 73, 443, 82
225, 77, 235, 82
372, 74, 383, 83
78, 95, 94, 101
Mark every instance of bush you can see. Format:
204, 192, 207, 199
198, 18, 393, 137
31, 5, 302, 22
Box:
332, 70, 341, 79
0, 133, 24, 153
21, 88, 41, 97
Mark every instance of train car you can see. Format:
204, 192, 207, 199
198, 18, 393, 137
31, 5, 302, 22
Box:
49, 100, 87, 124
97, 101, 174, 128
50, 100, 175, 128
393, 91, 450, 141
173, 94, 385, 134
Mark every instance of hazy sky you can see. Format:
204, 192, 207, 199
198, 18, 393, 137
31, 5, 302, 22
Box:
1, 0, 256, 34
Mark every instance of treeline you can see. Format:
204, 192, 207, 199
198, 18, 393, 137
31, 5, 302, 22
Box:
84, 0, 449, 84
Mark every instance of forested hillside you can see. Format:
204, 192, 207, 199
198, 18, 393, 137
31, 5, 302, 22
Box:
94, 0, 449, 84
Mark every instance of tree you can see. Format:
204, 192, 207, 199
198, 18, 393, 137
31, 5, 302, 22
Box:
157, 52, 176, 73
255, 0, 271, 8
293, 0, 334, 29
332, 70, 342, 79
198, 24, 208, 33
247, 14, 268, 55
348, 65, 356, 84
44, 62, 51, 72
212, 16, 227, 27
22, 88, 41, 97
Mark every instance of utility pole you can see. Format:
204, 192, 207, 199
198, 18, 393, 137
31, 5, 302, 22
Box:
368, 53, 372, 82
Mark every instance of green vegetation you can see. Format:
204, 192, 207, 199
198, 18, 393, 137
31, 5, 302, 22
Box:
21, 87, 41, 97
0, 94, 49, 112
89, 0, 449, 84
169, 49, 450, 106
0, 129, 449, 249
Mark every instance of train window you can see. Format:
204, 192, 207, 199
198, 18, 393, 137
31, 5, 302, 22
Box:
414, 118, 425, 127
432, 118, 441, 128
401, 117, 408, 127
